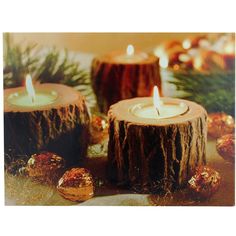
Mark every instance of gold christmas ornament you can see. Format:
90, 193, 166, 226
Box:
216, 134, 235, 163
188, 166, 221, 199
208, 113, 234, 138
57, 168, 94, 202
26, 152, 65, 184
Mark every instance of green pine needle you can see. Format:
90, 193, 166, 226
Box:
3, 33, 91, 91
171, 68, 235, 116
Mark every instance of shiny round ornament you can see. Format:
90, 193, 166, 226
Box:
57, 168, 94, 202
26, 152, 65, 184
208, 113, 234, 138
90, 115, 108, 144
6, 159, 27, 176
216, 134, 235, 163
188, 166, 221, 198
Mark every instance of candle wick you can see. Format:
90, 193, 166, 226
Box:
155, 107, 160, 117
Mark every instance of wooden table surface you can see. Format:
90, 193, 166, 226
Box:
5, 139, 235, 206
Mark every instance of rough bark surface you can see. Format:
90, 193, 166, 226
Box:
4, 85, 90, 166
107, 100, 207, 193
91, 55, 161, 113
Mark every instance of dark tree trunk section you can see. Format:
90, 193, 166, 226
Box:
91, 54, 161, 113
107, 98, 207, 193
4, 84, 90, 166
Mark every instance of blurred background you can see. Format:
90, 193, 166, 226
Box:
4, 32, 235, 115
11, 33, 205, 54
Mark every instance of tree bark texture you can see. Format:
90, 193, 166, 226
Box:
91, 54, 161, 113
4, 84, 90, 166
107, 98, 207, 193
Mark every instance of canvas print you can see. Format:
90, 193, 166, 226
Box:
4, 33, 235, 206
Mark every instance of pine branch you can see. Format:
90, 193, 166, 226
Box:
171, 68, 235, 116
3, 34, 91, 91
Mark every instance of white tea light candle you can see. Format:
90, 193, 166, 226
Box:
131, 102, 188, 119
114, 44, 148, 64
8, 90, 58, 107
131, 86, 188, 119
7, 74, 58, 107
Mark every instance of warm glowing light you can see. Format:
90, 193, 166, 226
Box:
25, 74, 36, 103
159, 55, 169, 68
193, 56, 202, 70
101, 120, 106, 130
154, 46, 165, 57
173, 64, 180, 71
179, 53, 191, 62
126, 44, 134, 56
182, 39, 191, 49
153, 86, 162, 116
188, 48, 198, 57
199, 39, 210, 49
154, 46, 169, 68
224, 42, 234, 54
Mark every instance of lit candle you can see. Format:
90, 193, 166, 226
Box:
131, 86, 188, 119
7, 74, 58, 107
114, 44, 148, 63
107, 87, 207, 192
91, 45, 161, 113
4, 79, 90, 165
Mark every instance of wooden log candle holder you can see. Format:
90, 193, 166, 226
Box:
107, 97, 207, 193
91, 47, 161, 113
4, 83, 90, 166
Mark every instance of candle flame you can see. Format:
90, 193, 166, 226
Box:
25, 74, 36, 103
153, 86, 161, 116
126, 44, 134, 56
